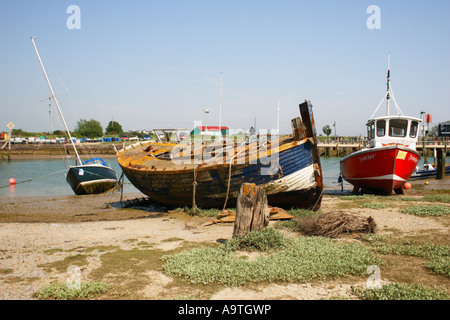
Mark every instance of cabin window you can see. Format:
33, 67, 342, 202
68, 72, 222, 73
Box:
367, 121, 375, 140
410, 121, 418, 138
376, 120, 386, 137
389, 119, 408, 137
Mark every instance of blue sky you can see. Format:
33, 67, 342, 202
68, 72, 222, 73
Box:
1, 0, 449, 136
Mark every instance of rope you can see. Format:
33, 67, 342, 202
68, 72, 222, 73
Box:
118, 171, 125, 207
191, 163, 204, 215
222, 159, 233, 211
221, 140, 252, 211
388, 83, 404, 116
369, 91, 388, 119
0, 168, 68, 189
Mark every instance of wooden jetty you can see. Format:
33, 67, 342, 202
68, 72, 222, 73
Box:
318, 139, 449, 157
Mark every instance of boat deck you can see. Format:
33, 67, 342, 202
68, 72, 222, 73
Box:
118, 136, 305, 173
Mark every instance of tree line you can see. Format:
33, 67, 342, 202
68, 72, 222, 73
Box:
74, 119, 124, 137
8, 119, 126, 139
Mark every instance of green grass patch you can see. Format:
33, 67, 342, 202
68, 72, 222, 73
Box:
38, 254, 88, 273
402, 205, 450, 217
0, 268, 13, 275
360, 202, 387, 210
352, 283, 449, 300
224, 228, 287, 252
175, 206, 233, 218
162, 229, 380, 286
423, 194, 450, 203
287, 208, 319, 218
43, 248, 64, 255
274, 219, 298, 231
35, 281, 109, 300
364, 235, 450, 277
339, 194, 450, 204
275, 208, 319, 231
339, 195, 381, 201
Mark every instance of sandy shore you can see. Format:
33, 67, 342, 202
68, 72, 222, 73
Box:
0, 179, 449, 300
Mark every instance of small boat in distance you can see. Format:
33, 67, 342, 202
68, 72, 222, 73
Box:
410, 162, 450, 180
340, 57, 421, 195
31, 36, 117, 195
118, 100, 323, 210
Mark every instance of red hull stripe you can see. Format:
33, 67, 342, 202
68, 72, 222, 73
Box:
345, 174, 406, 182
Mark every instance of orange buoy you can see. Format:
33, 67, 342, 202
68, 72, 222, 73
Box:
9, 178, 16, 185
403, 182, 411, 190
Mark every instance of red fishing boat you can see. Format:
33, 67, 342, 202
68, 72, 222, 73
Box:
340, 58, 421, 195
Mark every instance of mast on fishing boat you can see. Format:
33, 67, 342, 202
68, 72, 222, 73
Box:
386, 54, 391, 116
30, 36, 82, 165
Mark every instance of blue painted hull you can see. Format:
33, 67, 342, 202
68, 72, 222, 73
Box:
120, 139, 322, 209
119, 100, 323, 209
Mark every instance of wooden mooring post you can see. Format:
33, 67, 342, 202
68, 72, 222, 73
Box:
0, 141, 11, 161
233, 183, 269, 238
0, 152, 11, 161
436, 148, 445, 180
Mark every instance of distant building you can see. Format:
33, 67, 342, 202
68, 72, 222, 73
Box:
438, 122, 450, 137
190, 126, 229, 136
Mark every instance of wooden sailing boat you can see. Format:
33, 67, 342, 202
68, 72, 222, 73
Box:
31, 36, 117, 195
118, 100, 323, 210
340, 56, 421, 194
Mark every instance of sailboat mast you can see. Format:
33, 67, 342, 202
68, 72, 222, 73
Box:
386, 54, 391, 116
30, 36, 82, 165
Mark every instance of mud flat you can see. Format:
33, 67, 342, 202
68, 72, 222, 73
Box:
0, 179, 448, 300
8, 143, 120, 157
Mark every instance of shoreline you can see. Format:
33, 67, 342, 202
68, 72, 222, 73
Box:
0, 183, 448, 300
1, 179, 448, 223
7, 154, 118, 160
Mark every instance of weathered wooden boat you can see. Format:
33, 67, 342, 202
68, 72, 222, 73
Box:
340, 57, 421, 195
31, 36, 117, 195
118, 100, 323, 210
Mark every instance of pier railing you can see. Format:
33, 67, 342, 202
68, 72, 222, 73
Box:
317, 138, 449, 154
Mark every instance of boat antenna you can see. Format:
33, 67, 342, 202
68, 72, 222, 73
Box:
277, 100, 280, 135
41, 89, 68, 134
218, 72, 223, 141
386, 53, 391, 116
31, 36, 82, 165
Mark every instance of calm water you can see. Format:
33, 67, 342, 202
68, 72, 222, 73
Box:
0, 157, 137, 198
0, 156, 447, 198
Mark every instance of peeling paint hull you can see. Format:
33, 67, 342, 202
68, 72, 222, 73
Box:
118, 101, 323, 210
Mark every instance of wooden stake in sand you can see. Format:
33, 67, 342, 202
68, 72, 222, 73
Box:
233, 183, 270, 237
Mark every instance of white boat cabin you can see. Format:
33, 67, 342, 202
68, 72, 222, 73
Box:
367, 116, 421, 150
